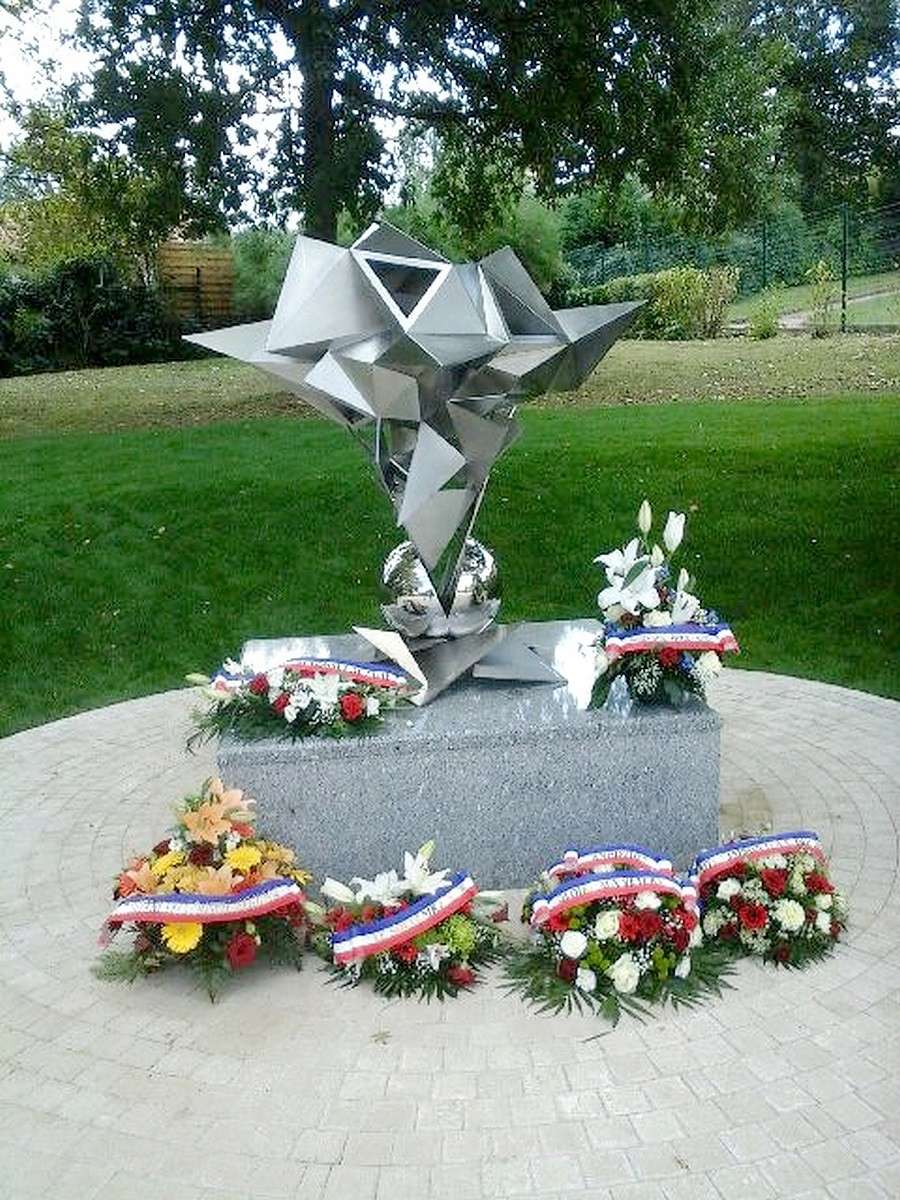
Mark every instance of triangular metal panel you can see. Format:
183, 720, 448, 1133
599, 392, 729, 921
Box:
408, 267, 487, 337
184, 319, 272, 360
305, 351, 376, 416
399, 424, 466, 524
352, 220, 449, 264
408, 333, 505, 368
490, 279, 560, 336
267, 251, 391, 355
479, 246, 564, 335
353, 250, 450, 329
478, 267, 509, 341
403, 488, 476, 571
448, 405, 510, 479
266, 236, 342, 352
372, 365, 420, 421
553, 300, 644, 343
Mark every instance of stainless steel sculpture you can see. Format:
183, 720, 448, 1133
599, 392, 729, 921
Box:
188, 221, 641, 701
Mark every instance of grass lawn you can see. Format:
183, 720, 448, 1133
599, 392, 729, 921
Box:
1, 392, 898, 737
1, 333, 898, 437
846, 290, 900, 326
728, 268, 900, 321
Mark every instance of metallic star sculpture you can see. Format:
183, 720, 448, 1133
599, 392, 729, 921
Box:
188, 221, 641, 701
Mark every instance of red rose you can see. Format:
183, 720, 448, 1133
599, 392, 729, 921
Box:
226, 931, 258, 970
188, 843, 214, 866
392, 941, 418, 963
760, 868, 787, 897
619, 912, 643, 942
447, 964, 476, 987
248, 673, 269, 695
638, 910, 663, 939
804, 872, 833, 895
360, 904, 381, 923
152, 839, 172, 856
679, 909, 699, 932
670, 926, 690, 953
729, 894, 743, 912
272, 692, 291, 714
281, 901, 306, 927
557, 958, 577, 982
299, 665, 317, 678
339, 692, 366, 722
726, 863, 747, 879
326, 907, 355, 932
659, 647, 681, 669
774, 942, 790, 963
545, 912, 570, 933
720, 921, 737, 940
738, 903, 768, 931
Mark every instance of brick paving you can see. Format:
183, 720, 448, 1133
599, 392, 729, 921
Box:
1, 670, 898, 1199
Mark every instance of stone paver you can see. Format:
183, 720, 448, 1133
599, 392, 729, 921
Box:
1, 669, 899, 1199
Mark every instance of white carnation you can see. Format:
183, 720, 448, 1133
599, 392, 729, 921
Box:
815, 893, 833, 911
643, 610, 672, 627
759, 854, 787, 869
634, 890, 662, 910
575, 967, 597, 993
717, 878, 742, 900
694, 651, 723, 686
703, 910, 725, 936
674, 955, 692, 979
267, 667, 284, 689
689, 923, 703, 948
365, 696, 381, 717
607, 953, 641, 994
773, 898, 806, 932
815, 911, 832, 934
559, 930, 588, 960
594, 910, 621, 940
283, 701, 298, 723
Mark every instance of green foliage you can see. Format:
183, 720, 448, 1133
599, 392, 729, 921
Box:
748, 289, 782, 339
232, 228, 295, 320
806, 259, 838, 338
568, 265, 739, 340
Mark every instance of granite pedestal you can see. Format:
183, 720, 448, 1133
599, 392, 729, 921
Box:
217, 673, 721, 888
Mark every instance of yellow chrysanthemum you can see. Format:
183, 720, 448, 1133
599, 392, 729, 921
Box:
263, 841, 295, 864
290, 867, 313, 886
225, 844, 263, 873
161, 922, 203, 954
151, 851, 186, 879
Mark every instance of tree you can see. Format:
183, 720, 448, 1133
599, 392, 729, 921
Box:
74, 0, 733, 243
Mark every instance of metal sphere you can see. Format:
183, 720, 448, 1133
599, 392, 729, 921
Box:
381, 538, 501, 640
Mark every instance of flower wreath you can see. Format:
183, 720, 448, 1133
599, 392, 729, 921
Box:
307, 842, 507, 999
187, 655, 417, 746
592, 500, 739, 708
503, 844, 733, 1024
94, 778, 312, 999
692, 831, 847, 967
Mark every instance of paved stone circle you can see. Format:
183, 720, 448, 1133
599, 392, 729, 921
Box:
1, 669, 898, 1200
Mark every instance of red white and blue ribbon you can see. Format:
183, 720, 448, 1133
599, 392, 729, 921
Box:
331, 872, 477, 965
530, 870, 693, 929
211, 657, 410, 693
548, 844, 673, 880
101, 878, 304, 943
604, 623, 739, 661
691, 831, 825, 889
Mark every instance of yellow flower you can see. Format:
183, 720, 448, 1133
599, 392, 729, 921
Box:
161, 922, 203, 954
225, 844, 263, 873
151, 851, 186, 879
290, 867, 313, 886
263, 841, 295, 865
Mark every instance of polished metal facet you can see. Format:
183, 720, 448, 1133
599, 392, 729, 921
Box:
187, 222, 640, 700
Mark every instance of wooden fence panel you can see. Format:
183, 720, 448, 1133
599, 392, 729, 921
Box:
157, 241, 235, 324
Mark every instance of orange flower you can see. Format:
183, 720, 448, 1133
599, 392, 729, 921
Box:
123, 860, 156, 894
195, 865, 237, 895
181, 779, 254, 845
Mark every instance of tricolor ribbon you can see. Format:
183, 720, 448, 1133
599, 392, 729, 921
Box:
603, 623, 739, 662
548, 844, 673, 880
530, 870, 693, 929
331, 872, 478, 965
211, 657, 411, 693
100, 877, 304, 944
690, 831, 825, 890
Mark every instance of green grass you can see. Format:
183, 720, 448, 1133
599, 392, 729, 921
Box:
728, 268, 900, 320
1, 394, 898, 736
2, 334, 898, 438
846, 290, 900, 326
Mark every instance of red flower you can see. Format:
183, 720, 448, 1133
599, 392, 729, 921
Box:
669, 925, 690, 953
231, 822, 254, 839
738, 903, 769, 932
720, 921, 737, 940
618, 912, 643, 942
188, 843, 214, 866
326, 907, 355, 932
804, 872, 833, 895
116, 872, 137, 898
360, 904, 382, 923
447, 964, 476, 987
774, 942, 791, 963
830, 921, 841, 939
557, 958, 577, 982
659, 647, 681, 669
281, 901, 306, 928
339, 692, 366, 722
545, 912, 570, 933
729, 894, 744, 912
152, 839, 172, 856
248, 673, 269, 696
272, 692, 291, 715
760, 868, 787, 897
638, 910, 663, 939
678, 909, 699, 932
226, 931, 257, 970
392, 941, 418, 963
491, 903, 510, 924
725, 863, 746, 879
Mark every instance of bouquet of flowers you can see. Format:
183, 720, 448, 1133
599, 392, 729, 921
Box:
504, 844, 733, 1024
692, 832, 847, 967
307, 841, 506, 999
94, 778, 312, 998
592, 500, 739, 707
187, 655, 416, 746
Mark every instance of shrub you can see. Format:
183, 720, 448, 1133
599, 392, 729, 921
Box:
748, 289, 781, 339
232, 228, 295, 319
566, 265, 740, 340
806, 259, 838, 338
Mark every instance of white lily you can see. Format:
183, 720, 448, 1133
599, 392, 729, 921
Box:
311, 672, 341, 705
320, 878, 356, 904
349, 869, 404, 904
593, 537, 643, 582
650, 543, 664, 567
401, 842, 452, 896
663, 511, 686, 553
637, 500, 652, 535
677, 567, 690, 593
598, 563, 660, 615
671, 589, 700, 623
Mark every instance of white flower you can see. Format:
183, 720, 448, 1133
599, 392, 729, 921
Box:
644, 610, 672, 627
224, 831, 240, 851
293, 688, 314, 711
576, 967, 597, 992
401, 843, 452, 896
634, 890, 662, 910
283, 701, 298, 723
349, 869, 404, 904
789, 869, 808, 895
594, 536, 643, 580
773, 898, 806, 932
703, 909, 725, 936
607, 953, 641, 994
759, 854, 787, 869
717, 878, 742, 900
650, 543, 664, 567
677, 568, 690, 593
559, 930, 588, 959
594, 910, 621, 940
689, 923, 703, 948
267, 666, 284, 689
815, 893, 833, 911
598, 562, 660, 616
663, 511, 686, 553
312, 673, 341, 705
365, 696, 381, 717
637, 500, 652, 534
815, 911, 832, 934
674, 954, 692, 978
423, 943, 450, 970
671, 589, 700, 623
694, 651, 722, 686
320, 877, 356, 904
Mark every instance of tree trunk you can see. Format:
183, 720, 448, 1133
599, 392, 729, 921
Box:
295, 1, 338, 242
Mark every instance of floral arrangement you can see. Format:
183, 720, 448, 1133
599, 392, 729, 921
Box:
187, 655, 416, 746
592, 500, 739, 707
693, 831, 847, 967
503, 844, 733, 1024
307, 841, 507, 999
94, 778, 312, 998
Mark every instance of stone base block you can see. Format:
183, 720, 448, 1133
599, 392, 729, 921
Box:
218, 676, 720, 888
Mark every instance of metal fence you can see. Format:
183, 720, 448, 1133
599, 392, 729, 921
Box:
566, 200, 900, 332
